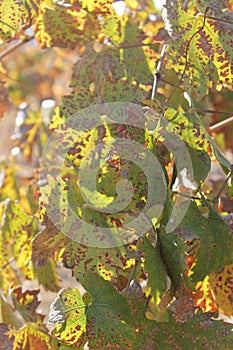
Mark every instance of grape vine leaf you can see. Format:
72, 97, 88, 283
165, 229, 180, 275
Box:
78, 0, 113, 13
164, 107, 231, 170
0, 165, 19, 201
62, 240, 126, 282
35, 260, 60, 292
187, 275, 218, 314
175, 201, 233, 282
32, 218, 68, 267
60, 46, 152, 116
163, 0, 233, 98
209, 263, 233, 317
11, 287, 43, 323
9, 323, 52, 350
49, 273, 135, 348
34, 4, 96, 49
125, 280, 148, 326
158, 227, 188, 292
0, 324, 14, 350
83, 272, 135, 349
186, 146, 211, 184
0, 295, 20, 328
133, 312, 233, 350
0, 199, 37, 291
49, 287, 87, 346
139, 237, 168, 305
0, 0, 38, 42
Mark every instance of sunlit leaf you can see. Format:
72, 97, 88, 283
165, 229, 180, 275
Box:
10, 323, 52, 350
209, 263, 233, 317
62, 240, 126, 282
163, 0, 233, 98
164, 107, 231, 169
0, 0, 38, 42
32, 219, 68, 267
0, 199, 37, 290
34, 5, 96, 49
49, 288, 86, 346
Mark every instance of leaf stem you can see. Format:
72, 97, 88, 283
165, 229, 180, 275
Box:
117, 42, 155, 49
151, 44, 167, 99
121, 250, 142, 297
213, 171, 232, 204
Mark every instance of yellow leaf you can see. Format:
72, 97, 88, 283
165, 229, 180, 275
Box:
209, 264, 233, 317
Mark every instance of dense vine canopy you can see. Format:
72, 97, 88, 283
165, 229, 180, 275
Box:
0, 0, 233, 349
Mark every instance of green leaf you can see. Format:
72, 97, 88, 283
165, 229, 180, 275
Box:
0, 294, 20, 328
125, 281, 148, 326
35, 261, 60, 292
187, 147, 211, 183
134, 312, 233, 349
163, 0, 233, 98
176, 201, 233, 282
139, 237, 168, 305
83, 272, 135, 349
50, 273, 135, 348
159, 227, 187, 292
191, 204, 233, 282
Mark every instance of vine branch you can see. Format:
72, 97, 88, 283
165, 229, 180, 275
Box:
209, 116, 233, 131
0, 35, 34, 61
213, 171, 232, 204
193, 108, 233, 116
121, 250, 142, 297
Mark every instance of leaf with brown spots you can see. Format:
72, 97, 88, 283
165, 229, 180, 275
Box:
163, 0, 233, 98
49, 288, 86, 346
84, 272, 135, 349
0, 0, 38, 42
175, 201, 233, 282
9, 323, 52, 350
11, 287, 42, 323
209, 263, 233, 317
0, 199, 37, 291
134, 312, 233, 349
49, 273, 135, 348
34, 4, 97, 49
62, 240, 126, 282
